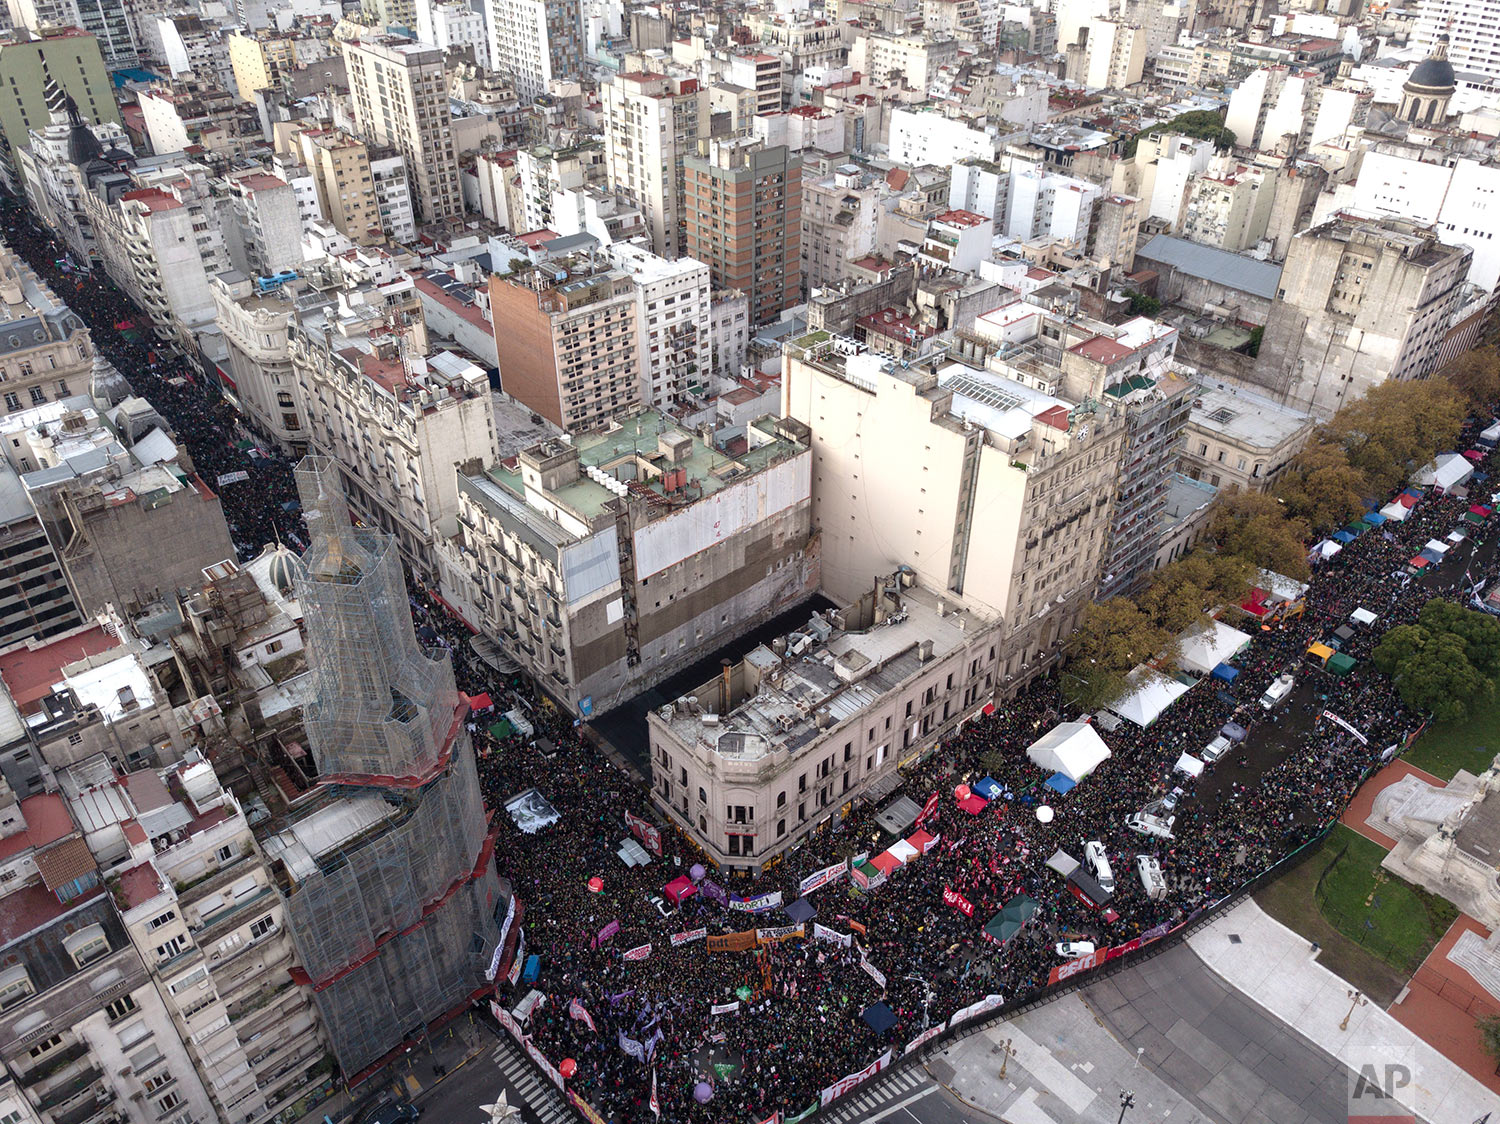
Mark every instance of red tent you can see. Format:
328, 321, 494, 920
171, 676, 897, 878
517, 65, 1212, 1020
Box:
870, 851, 904, 875
1470, 505, 1493, 517
1409, 556, 1430, 569
664, 875, 697, 905
470, 692, 493, 710
981, 702, 996, 716
1240, 588, 1271, 617
906, 829, 937, 854
959, 795, 989, 815
1397, 492, 1419, 508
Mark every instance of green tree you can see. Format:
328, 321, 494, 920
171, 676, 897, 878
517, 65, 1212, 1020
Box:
1062, 665, 1130, 712
1440, 345, 1500, 410
1372, 624, 1429, 677
1418, 599, 1500, 679
1205, 491, 1311, 579
1326, 381, 1466, 496
1123, 111, 1236, 157
1126, 291, 1162, 317
1067, 597, 1176, 675
1372, 601, 1500, 721
1137, 551, 1255, 633
1271, 440, 1370, 532
1245, 325, 1264, 358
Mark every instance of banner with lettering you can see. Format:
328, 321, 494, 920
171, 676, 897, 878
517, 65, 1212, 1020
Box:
798, 862, 848, 897
622, 943, 652, 961
486, 895, 518, 980
903, 1024, 943, 1056
756, 1113, 782, 1124
947, 993, 1004, 1028
507, 928, 525, 986
710, 1000, 740, 1015
523, 1035, 565, 1090
670, 927, 707, 946
756, 924, 804, 944
706, 930, 759, 952
625, 810, 663, 856
619, 1030, 645, 1061
785, 1103, 818, 1124
568, 1091, 608, 1124
813, 923, 853, 947
490, 999, 521, 1039
860, 957, 886, 989
728, 890, 783, 913
819, 1048, 892, 1106
592, 919, 620, 948
942, 887, 975, 917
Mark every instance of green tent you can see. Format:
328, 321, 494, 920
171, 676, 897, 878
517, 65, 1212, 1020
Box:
1343, 521, 1366, 537
488, 719, 514, 740
1327, 652, 1357, 677
982, 895, 1038, 944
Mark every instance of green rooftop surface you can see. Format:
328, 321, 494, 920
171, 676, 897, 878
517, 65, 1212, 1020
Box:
486, 410, 803, 522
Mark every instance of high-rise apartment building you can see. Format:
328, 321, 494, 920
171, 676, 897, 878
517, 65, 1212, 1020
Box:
7, 0, 136, 69
1252, 216, 1473, 419
342, 37, 462, 224
489, 253, 641, 432
684, 140, 801, 327
485, 0, 582, 102
1414, 0, 1500, 79
227, 29, 297, 102
413, 0, 488, 67
282, 123, 383, 245
0, 28, 120, 192
608, 241, 710, 410
269, 457, 506, 1082
602, 72, 706, 259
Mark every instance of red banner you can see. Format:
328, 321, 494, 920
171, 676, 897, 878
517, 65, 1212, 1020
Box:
622, 943, 652, 961
625, 811, 662, 856
1048, 949, 1103, 985
916, 792, 940, 826
569, 1091, 608, 1124
942, 887, 975, 917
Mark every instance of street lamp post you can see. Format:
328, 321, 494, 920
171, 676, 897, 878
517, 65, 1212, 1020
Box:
998, 1037, 1016, 1080
1117, 1090, 1135, 1124
1340, 989, 1367, 1031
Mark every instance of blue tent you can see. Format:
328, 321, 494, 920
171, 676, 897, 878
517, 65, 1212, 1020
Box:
973, 777, 1002, 800
1210, 663, 1239, 683
862, 1002, 898, 1033
785, 898, 817, 924
1420, 548, 1443, 564
1045, 773, 1076, 794
1215, 689, 1237, 706
1221, 721, 1248, 742
1332, 530, 1356, 544
1363, 511, 1387, 525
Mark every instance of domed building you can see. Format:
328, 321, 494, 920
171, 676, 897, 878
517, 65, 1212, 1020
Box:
1398, 35, 1456, 125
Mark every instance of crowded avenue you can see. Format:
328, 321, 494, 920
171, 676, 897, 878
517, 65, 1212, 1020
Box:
5, 195, 1495, 1124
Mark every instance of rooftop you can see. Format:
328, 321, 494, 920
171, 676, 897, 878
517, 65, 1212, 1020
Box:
487, 409, 805, 523
1190, 384, 1314, 449
0, 625, 121, 712
116, 860, 164, 909
1135, 233, 1283, 300
657, 586, 980, 760
0, 793, 75, 862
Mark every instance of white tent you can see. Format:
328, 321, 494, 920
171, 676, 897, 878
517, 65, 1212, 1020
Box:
887, 839, 920, 863
1106, 669, 1191, 728
1174, 752, 1204, 778
1316, 540, 1343, 559
1482, 421, 1500, 445
1350, 608, 1378, 626
1424, 538, 1450, 556
1413, 453, 1473, 491
1177, 619, 1253, 677
1255, 568, 1309, 601
1379, 502, 1411, 522
1025, 721, 1112, 782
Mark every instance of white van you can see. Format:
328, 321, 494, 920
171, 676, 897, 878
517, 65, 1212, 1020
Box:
1259, 671, 1296, 710
1135, 855, 1167, 900
1202, 735, 1232, 764
1055, 940, 1096, 959
1084, 840, 1115, 893
1126, 811, 1176, 839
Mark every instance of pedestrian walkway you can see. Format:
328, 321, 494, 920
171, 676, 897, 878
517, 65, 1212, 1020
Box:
1392, 913, 1500, 1097
818, 1064, 933, 1123
1188, 898, 1497, 1124
486, 1035, 572, 1124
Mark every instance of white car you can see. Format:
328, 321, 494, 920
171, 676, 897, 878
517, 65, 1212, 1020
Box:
1055, 940, 1096, 959
1202, 735, 1232, 764
1127, 811, 1176, 839
1259, 671, 1296, 710
1083, 840, 1115, 893
1136, 855, 1167, 901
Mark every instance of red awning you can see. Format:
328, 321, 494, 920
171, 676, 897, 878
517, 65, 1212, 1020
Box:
870, 851, 904, 874
1397, 493, 1419, 508
470, 692, 493, 710
664, 875, 697, 905
959, 795, 989, 815
982, 702, 996, 716
906, 829, 937, 854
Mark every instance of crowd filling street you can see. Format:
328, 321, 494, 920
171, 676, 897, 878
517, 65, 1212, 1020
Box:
7, 199, 1497, 1124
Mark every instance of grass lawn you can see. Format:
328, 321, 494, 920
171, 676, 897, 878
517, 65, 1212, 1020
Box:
1255, 825, 1456, 1005
1403, 707, 1500, 781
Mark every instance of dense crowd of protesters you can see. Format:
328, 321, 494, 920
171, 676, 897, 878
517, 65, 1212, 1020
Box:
7, 200, 1497, 1123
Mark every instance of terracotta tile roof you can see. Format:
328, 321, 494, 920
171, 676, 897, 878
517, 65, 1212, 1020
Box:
33, 836, 94, 892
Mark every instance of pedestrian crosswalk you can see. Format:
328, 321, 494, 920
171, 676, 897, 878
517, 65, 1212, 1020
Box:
490, 1037, 573, 1124
818, 1064, 934, 1123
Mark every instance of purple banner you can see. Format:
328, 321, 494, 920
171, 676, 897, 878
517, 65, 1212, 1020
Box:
700, 879, 729, 907
592, 919, 620, 948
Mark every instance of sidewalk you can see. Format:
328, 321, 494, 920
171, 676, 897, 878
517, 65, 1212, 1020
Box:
932, 994, 1216, 1124
1188, 898, 1496, 1124
291, 1012, 492, 1124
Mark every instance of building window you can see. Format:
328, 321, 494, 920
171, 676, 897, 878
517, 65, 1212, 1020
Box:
147, 911, 176, 931
28, 387, 44, 405
106, 994, 139, 1022
155, 935, 188, 962
249, 915, 275, 940
64, 924, 109, 968
27, 1034, 62, 1058
0, 965, 34, 1010
777, 819, 786, 837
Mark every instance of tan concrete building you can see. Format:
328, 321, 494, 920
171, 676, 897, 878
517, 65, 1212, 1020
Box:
228, 30, 297, 103
0, 241, 93, 419
800, 161, 881, 292
438, 411, 817, 715
211, 272, 310, 455
488, 254, 641, 433
279, 123, 384, 246
1251, 216, 1472, 418
342, 37, 462, 224
602, 71, 707, 259
1179, 383, 1314, 492
647, 576, 1001, 872
782, 341, 1125, 690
